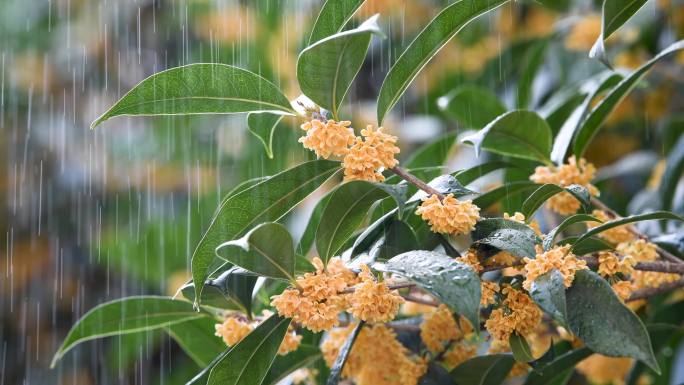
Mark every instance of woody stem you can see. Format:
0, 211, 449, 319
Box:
389, 166, 445, 199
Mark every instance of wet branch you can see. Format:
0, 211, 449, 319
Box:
389, 166, 444, 199
627, 277, 684, 301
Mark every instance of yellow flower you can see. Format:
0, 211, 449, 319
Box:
442, 342, 477, 369
564, 15, 602, 51
278, 327, 303, 355
484, 285, 542, 343
347, 265, 404, 323
576, 354, 633, 385
420, 305, 460, 353
504, 211, 543, 236
588, 210, 636, 244
456, 249, 483, 273
401, 293, 436, 316
529, 156, 599, 215
481, 281, 500, 306
509, 362, 531, 378
342, 125, 400, 182
597, 251, 636, 277
485, 250, 519, 267
616, 240, 658, 262
415, 194, 480, 235
214, 318, 253, 346
523, 245, 588, 290
612, 280, 636, 301
299, 119, 355, 159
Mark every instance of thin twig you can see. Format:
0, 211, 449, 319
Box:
340, 281, 415, 294
401, 294, 439, 307
627, 277, 684, 301
389, 166, 444, 199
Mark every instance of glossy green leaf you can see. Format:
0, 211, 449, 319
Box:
181, 267, 257, 313
376, 0, 507, 124
372, 220, 419, 260
510, 334, 535, 362
403, 132, 457, 180
298, 15, 382, 116
566, 270, 658, 372
558, 236, 613, 256
573, 40, 684, 158
216, 222, 296, 282
308, 0, 366, 44
262, 345, 321, 385
297, 192, 333, 256
543, 214, 600, 251
590, 0, 649, 67
572, 211, 684, 252
207, 315, 291, 385
316, 180, 404, 264
517, 39, 548, 109
451, 354, 515, 385
523, 347, 592, 385
327, 321, 364, 385
659, 135, 684, 212
472, 181, 538, 209
52, 296, 202, 367
454, 161, 516, 185
166, 316, 225, 367
462, 110, 553, 164
379, 250, 481, 328
408, 174, 477, 203
247, 112, 283, 159
529, 269, 568, 328
472, 218, 541, 259
191, 160, 339, 305
521, 184, 590, 219
438, 85, 506, 128
91, 64, 294, 128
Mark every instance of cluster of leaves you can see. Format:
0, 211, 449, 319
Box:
51, 0, 684, 385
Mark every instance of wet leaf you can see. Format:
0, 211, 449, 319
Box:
52, 296, 203, 367
377, 0, 507, 124
327, 322, 364, 385
523, 347, 592, 385
181, 267, 258, 314
378, 250, 481, 328
558, 236, 613, 256
298, 15, 383, 115
566, 270, 659, 372
438, 85, 506, 128
308, 0, 366, 44
166, 317, 225, 367
216, 222, 296, 282
472, 181, 539, 209
543, 214, 601, 251
573, 40, 684, 158
206, 315, 291, 385
263, 345, 321, 385
510, 334, 535, 362
472, 218, 541, 259
529, 269, 568, 328
590, 0, 649, 67
297, 192, 333, 256
451, 354, 515, 385
247, 112, 283, 159
191, 160, 339, 306
91, 64, 294, 128
372, 220, 419, 260
517, 39, 549, 109
408, 174, 477, 203
521, 184, 590, 219
462, 110, 553, 164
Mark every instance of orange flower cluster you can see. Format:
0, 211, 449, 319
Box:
456, 249, 483, 273
299, 119, 355, 159
342, 125, 400, 182
420, 304, 473, 353
617, 240, 681, 289
321, 324, 428, 385
529, 156, 599, 215
504, 212, 542, 236
214, 317, 302, 355
597, 251, 636, 277
442, 342, 477, 369
612, 280, 637, 301
485, 285, 542, 343
576, 354, 633, 385
564, 15, 602, 51
481, 281, 500, 306
415, 194, 481, 235
279, 326, 304, 355
347, 265, 404, 323
271, 257, 353, 332
588, 210, 636, 244
523, 245, 588, 290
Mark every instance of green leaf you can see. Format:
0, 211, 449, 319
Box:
262, 345, 321, 385
573, 40, 684, 158
91, 64, 295, 128
327, 321, 365, 385
378, 250, 481, 328
247, 112, 283, 159
403, 132, 457, 180
521, 184, 590, 219
529, 269, 568, 328
566, 270, 659, 372
298, 15, 382, 116
451, 354, 515, 385
472, 181, 539, 209
181, 267, 257, 313
523, 347, 592, 385
590, 0, 649, 67
376, 0, 508, 124
454, 161, 517, 185
572, 211, 684, 252
472, 218, 541, 259
373, 220, 419, 260
462, 110, 553, 164
308, 0, 366, 44
559, 236, 613, 256
316, 180, 404, 264
517, 39, 548, 109
510, 334, 535, 362
166, 317, 225, 367
408, 174, 477, 203
659, 135, 684, 212
543, 214, 600, 251
550, 72, 623, 165
52, 296, 202, 367
191, 160, 339, 305
297, 192, 332, 256
216, 222, 296, 282
438, 85, 506, 128
207, 315, 292, 385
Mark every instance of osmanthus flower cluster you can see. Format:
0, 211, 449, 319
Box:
415, 194, 481, 236
530, 156, 599, 215
214, 315, 302, 355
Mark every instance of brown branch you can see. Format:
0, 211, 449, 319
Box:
389, 166, 444, 199
581, 256, 684, 274
340, 281, 415, 294
627, 277, 684, 301
591, 197, 683, 265
401, 294, 439, 307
